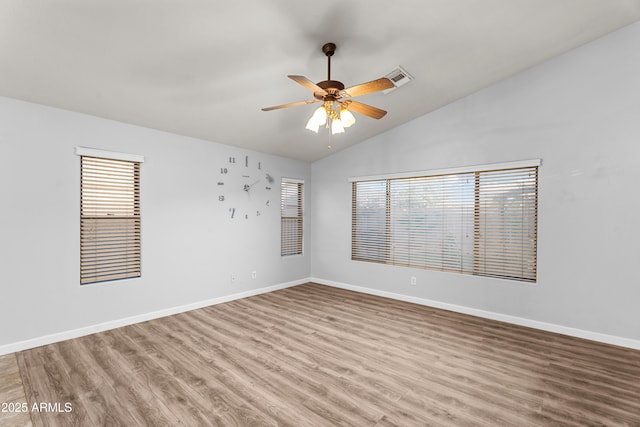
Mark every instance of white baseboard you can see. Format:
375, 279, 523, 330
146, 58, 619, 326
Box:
310, 277, 640, 351
0, 279, 306, 356
4, 277, 638, 355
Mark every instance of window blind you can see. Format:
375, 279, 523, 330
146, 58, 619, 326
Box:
80, 156, 141, 284
281, 178, 304, 256
352, 166, 538, 282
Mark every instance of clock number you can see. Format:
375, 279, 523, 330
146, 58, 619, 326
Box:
222, 155, 269, 220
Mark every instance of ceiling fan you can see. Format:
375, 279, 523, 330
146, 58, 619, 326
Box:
262, 42, 394, 134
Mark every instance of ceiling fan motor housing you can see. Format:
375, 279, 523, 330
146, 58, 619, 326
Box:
314, 80, 345, 100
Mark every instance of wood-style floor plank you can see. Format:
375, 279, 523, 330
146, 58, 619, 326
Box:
12, 283, 640, 426
0, 353, 32, 427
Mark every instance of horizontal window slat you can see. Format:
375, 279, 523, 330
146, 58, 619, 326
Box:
81, 256, 141, 265
281, 179, 304, 256
81, 163, 139, 173
81, 272, 140, 285
81, 261, 141, 271
80, 258, 140, 268
81, 267, 141, 278
80, 227, 141, 233
80, 244, 140, 252
352, 165, 537, 282
80, 234, 140, 241
81, 155, 141, 285
80, 233, 141, 240
81, 247, 141, 254
81, 271, 140, 281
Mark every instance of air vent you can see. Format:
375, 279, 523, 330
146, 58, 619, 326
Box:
382, 66, 414, 94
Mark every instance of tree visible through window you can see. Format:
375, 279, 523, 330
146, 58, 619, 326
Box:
352, 166, 538, 282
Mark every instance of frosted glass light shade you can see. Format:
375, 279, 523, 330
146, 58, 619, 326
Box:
311, 106, 327, 124
305, 106, 327, 132
331, 118, 345, 134
340, 109, 356, 128
305, 116, 320, 133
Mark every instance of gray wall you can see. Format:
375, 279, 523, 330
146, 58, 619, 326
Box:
0, 98, 310, 348
310, 22, 640, 341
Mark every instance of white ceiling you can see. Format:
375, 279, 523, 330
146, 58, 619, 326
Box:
1, 1, 639, 162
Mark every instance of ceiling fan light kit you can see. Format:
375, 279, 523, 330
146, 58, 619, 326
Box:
305, 100, 356, 134
262, 42, 394, 135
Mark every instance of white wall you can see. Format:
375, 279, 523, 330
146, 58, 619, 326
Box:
2, 22, 639, 352
0, 98, 310, 349
311, 22, 640, 342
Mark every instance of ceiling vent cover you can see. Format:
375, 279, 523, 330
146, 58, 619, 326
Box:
383, 66, 414, 94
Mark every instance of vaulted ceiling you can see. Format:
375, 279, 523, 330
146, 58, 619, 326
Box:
1, 1, 639, 162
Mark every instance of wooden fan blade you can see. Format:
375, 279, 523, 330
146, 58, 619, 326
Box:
262, 99, 320, 111
340, 77, 394, 98
343, 100, 387, 119
288, 75, 327, 95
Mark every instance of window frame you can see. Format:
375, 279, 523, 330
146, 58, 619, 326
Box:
280, 177, 304, 257
351, 160, 539, 283
76, 147, 144, 285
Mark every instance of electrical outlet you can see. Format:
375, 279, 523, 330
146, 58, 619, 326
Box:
251, 271, 257, 279
410, 276, 417, 285
231, 273, 237, 283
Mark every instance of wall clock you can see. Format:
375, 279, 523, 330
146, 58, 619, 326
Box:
217, 154, 274, 219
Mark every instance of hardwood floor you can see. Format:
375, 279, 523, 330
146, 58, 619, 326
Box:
12, 283, 640, 426
0, 354, 32, 427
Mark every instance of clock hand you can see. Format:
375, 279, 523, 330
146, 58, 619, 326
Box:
244, 179, 261, 193
243, 179, 261, 202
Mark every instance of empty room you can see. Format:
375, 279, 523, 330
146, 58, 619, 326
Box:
1, 1, 640, 426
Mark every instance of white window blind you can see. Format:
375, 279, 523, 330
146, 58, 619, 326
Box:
352, 165, 538, 282
281, 178, 304, 256
80, 155, 141, 284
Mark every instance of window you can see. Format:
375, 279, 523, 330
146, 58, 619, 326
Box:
281, 178, 304, 256
352, 162, 538, 282
77, 147, 143, 284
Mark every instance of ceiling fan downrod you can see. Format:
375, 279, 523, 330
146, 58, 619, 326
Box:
322, 43, 336, 81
